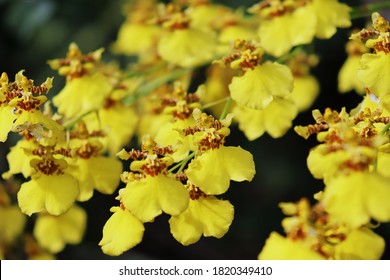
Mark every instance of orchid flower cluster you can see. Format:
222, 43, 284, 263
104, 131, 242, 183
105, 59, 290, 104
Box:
0, 0, 390, 259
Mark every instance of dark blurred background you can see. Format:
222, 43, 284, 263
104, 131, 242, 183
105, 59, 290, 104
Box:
0, 0, 389, 260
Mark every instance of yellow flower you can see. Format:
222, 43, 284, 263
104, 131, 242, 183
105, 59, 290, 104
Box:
0, 205, 26, 245
85, 101, 139, 155
2, 139, 39, 180
154, 118, 196, 162
323, 172, 390, 228
169, 183, 234, 245
99, 206, 145, 256
187, 2, 231, 31
233, 98, 298, 140
352, 13, 390, 98
53, 72, 112, 119
338, 40, 368, 94
334, 228, 385, 260
288, 76, 319, 112
183, 109, 255, 195
186, 146, 255, 195
121, 174, 189, 223
66, 140, 122, 202
255, 5, 317, 57
338, 56, 365, 94
306, 144, 352, 179
156, 5, 217, 68
152, 83, 202, 161
112, 23, 161, 56
71, 156, 122, 202
229, 61, 293, 110
357, 52, 390, 98
312, 0, 351, 39
33, 205, 87, 253
118, 136, 190, 222
0, 106, 16, 142
17, 157, 79, 216
158, 28, 216, 68
250, 0, 351, 57
0, 71, 61, 142
258, 232, 325, 260
111, 0, 160, 55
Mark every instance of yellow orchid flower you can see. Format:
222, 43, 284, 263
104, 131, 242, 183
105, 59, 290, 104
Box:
33, 205, 87, 253
323, 172, 390, 228
169, 182, 234, 245
99, 206, 145, 256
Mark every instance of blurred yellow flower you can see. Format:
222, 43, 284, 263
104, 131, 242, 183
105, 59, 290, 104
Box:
0, 205, 26, 245
258, 232, 325, 260
158, 28, 217, 68
338, 40, 368, 94
357, 52, 390, 98
323, 172, 390, 228
33, 205, 87, 253
334, 228, 385, 260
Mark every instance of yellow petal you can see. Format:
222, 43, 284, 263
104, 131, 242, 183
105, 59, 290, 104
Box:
99, 206, 144, 256
111, 23, 161, 55
17, 174, 79, 216
169, 196, 234, 245
154, 118, 195, 162
312, 0, 351, 39
306, 144, 362, 179
229, 62, 293, 110
2, 139, 38, 179
87, 157, 122, 195
258, 6, 316, 57
186, 146, 255, 195
0, 206, 26, 244
338, 56, 365, 94
53, 72, 112, 119
33, 205, 87, 253
323, 172, 390, 228
287, 76, 320, 111
158, 28, 216, 68
258, 232, 325, 260
68, 156, 122, 202
121, 175, 189, 222
0, 105, 16, 142
233, 105, 266, 140
357, 53, 390, 97
234, 98, 297, 140
334, 228, 385, 260
98, 104, 138, 155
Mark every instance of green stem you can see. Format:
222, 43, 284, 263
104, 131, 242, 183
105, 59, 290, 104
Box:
381, 122, 390, 135
276, 45, 304, 64
202, 96, 230, 110
168, 152, 195, 173
124, 61, 167, 78
351, 2, 390, 19
123, 68, 190, 106
62, 110, 96, 130
219, 96, 232, 120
